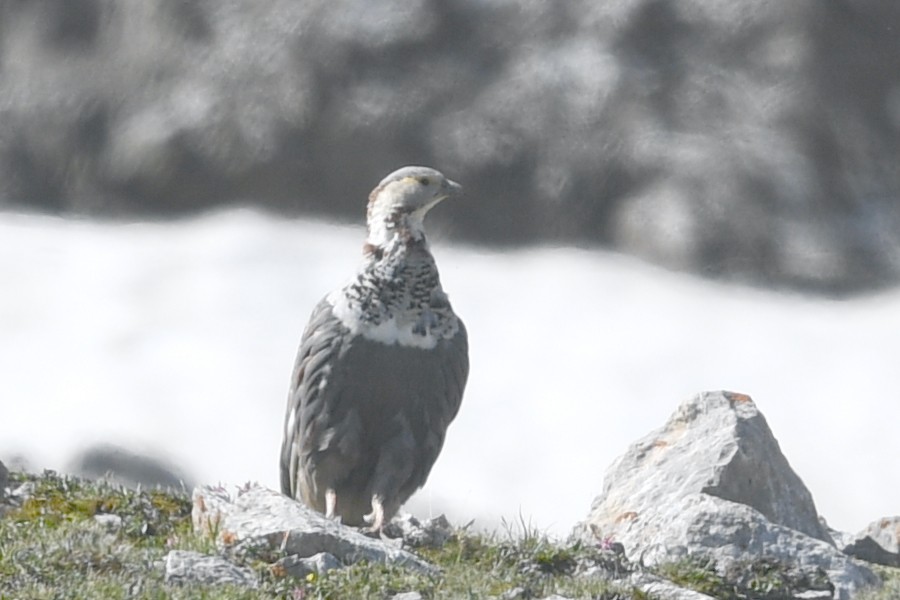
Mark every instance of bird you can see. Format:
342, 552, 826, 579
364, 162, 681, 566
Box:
280, 165, 469, 532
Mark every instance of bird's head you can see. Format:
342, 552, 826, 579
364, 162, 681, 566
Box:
365, 166, 462, 248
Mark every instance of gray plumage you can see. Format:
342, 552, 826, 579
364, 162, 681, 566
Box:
280, 166, 469, 530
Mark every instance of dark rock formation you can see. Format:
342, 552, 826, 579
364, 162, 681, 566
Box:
67, 443, 193, 490
1, 1, 900, 292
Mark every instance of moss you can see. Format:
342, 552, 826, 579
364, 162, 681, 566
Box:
7, 470, 193, 553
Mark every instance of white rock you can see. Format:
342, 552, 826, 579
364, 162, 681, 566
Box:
192, 483, 435, 574
390, 593, 424, 600
93, 513, 123, 531
574, 391, 879, 599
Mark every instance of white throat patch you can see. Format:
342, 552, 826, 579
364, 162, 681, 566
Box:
326, 288, 459, 350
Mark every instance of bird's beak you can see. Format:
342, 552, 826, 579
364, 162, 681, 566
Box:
442, 178, 463, 198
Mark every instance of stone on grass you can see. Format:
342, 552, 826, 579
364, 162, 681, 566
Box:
0, 460, 7, 500
841, 516, 900, 567
275, 552, 341, 579
384, 513, 454, 548
164, 549, 258, 588
498, 587, 527, 600
93, 513, 123, 531
390, 593, 424, 600
192, 483, 435, 574
9, 481, 35, 503
574, 391, 879, 600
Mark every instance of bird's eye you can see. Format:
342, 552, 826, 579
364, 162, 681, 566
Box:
417, 177, 430, 186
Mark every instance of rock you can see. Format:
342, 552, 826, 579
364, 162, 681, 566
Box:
68, 443, 193, 490
840, 516, 900, 567
163, 549, 258, 588
192, 483, 435, 574
93, 513, 124, 531
574, 391, 879, 599
384, 513, 454, 548
390, 593, 423, 600
794, 592, 834, 600
0, 460, 7, 500
9, 481, 35, 503
578, 391, 830, 541
498, 587, 527, 600
274, 552, 342, 579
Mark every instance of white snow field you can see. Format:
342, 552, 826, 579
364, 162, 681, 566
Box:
1, 208, 898, 538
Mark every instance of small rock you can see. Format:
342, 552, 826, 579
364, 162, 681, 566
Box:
0, 460, 8, 500
276, 552, 342, 578
94, 513, 123, 531
10, 481, 35, 503
498, 587, 527, 600
385, 513, 454, 548
164, 549, 258, 588
794, 591, 834, 599
391, 593, 424, 600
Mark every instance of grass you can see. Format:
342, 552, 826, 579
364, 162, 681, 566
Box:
0, 471, 649, 599
857, 565, 900, 600
1, 470, 895, 599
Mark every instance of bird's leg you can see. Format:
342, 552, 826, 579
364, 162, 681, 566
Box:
363, 494, 385, 532
325, 488, 338, 520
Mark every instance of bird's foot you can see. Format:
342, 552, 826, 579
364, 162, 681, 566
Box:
325, 488, 338, 520
362, 495, 385, 533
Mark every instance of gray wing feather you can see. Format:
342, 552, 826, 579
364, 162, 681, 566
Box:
406, 319, 468, 491
280, 299, 469, 523
280, 298, 359, 505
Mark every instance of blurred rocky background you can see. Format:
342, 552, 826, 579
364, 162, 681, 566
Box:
1, 0, 899, 294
